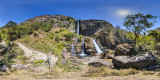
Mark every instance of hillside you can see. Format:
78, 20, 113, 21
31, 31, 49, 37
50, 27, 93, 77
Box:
0, 15, 160, 80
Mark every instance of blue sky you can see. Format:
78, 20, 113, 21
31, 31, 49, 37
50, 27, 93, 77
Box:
0, 0, 160, 30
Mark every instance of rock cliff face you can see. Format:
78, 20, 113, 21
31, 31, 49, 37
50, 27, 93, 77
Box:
21, 15, 76, 33
79, 19, 119, 50
93, 27, 116, 50
21, 15, 128, 51
79, 20, 113, 36
84, 37, 97, 55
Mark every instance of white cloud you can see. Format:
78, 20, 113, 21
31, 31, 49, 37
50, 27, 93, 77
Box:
100, 7, 134, 17
116, 9, 131, 16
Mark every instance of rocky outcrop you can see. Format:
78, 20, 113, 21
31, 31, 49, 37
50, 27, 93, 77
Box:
115, 43, 135, 56
93, 27, 116, 49
74, 37, 84, 54
80, 20, 113, 36
100, 49, 115, 59
88, 59, 113, 68
84, 37, 96, 55
0, 64, 8, 72
93, 25, 131, 50
21, 15, 76, 33
11, 64, 27, 70
17, 43, 58, 67
112, 52, 157, 69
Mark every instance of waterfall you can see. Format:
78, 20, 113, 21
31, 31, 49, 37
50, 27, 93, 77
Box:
71, 45, 76, 55
71, 20, 88, 57
78, 37, 87, 57
71, 38, 77, 56
92, 38, 103, 54
76, 20, 79, 35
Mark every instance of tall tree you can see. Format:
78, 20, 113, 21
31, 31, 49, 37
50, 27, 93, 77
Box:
123, 13, 156, 45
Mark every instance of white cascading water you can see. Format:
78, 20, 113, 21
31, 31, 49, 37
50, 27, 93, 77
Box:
71, 20, 81, 56
92, 38, 103, 54
71, 37, 77, 55
71, 44, 76, 56
76, 20, 79, 35
79, 37, 87, 57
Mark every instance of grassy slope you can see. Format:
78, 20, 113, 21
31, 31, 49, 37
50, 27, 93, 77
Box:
17, 28, 79, 57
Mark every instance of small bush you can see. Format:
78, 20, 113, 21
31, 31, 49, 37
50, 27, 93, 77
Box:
55, 36, 60, 42
85, 37, 90, 43
33, 60, 44, 64
63, 32, 75, 41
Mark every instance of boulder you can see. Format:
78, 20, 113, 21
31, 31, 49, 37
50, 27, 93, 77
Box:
88, 59, 113, 68
11, 64, 26, 69
85, 37, 97, 55
100, 49, 115, 59
112, 52, 157, 69
0, 64, 8, 72
100, 52, 108, 59
115, 43, 134, 56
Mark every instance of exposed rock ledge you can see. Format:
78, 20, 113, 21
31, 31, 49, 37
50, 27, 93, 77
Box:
17, 43, 58, 67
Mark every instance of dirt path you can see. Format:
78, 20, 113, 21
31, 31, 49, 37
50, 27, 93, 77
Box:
17, 43, 58, 66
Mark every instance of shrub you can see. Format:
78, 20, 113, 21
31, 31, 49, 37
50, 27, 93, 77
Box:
63, 32, 75, 41
55, 36, 60, 42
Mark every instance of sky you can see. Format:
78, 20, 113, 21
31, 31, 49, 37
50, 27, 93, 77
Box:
0, 0, 160, 30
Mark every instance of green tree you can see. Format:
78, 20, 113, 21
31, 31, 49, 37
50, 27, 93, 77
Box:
123, 13, 156, 45
4, 21, 17, 28
148, 30, 160, 42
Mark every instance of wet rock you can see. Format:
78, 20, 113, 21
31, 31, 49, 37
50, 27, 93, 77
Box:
115, 43, 135, 56
112, 52, 157, 69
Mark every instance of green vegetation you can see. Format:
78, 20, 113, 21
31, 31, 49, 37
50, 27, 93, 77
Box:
123, 13, 156, 45
148, 30, 160, 42
63, 32, 76, 41
0, 15, 76, 42
0, 43, 24, 66
3, 21, 17, 28
17, 28, 78, 57
114, 26, 131, 45
33, 60, 44, 66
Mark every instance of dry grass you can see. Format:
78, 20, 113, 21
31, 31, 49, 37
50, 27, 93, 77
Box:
84, 67, 139, 77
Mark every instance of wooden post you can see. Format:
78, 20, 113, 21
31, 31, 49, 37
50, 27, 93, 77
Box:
49, 50, 52, 69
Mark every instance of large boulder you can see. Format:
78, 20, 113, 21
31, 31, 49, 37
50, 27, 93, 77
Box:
115, 43, 134, 56
112, 52, 157, 69
88, 59, 113, 68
